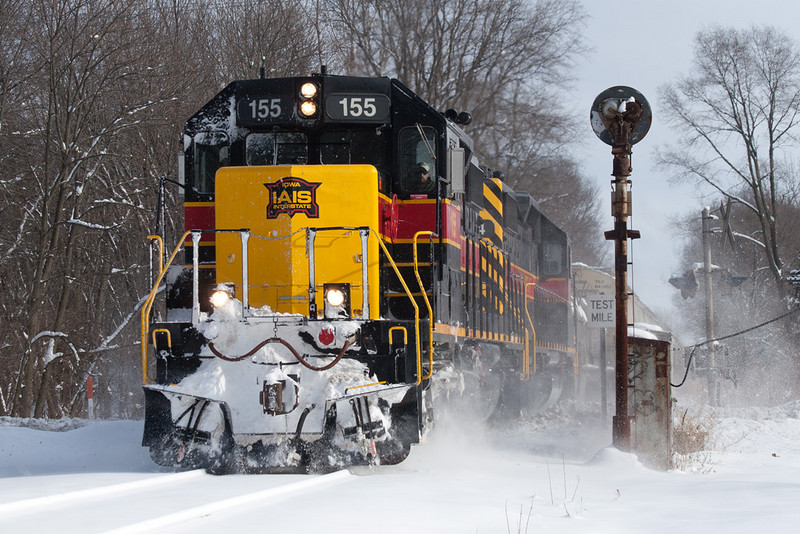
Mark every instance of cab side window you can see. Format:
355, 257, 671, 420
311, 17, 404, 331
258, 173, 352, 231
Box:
193, 131, 229, 194
543, 240, 564, 275
399, 126, 436, 192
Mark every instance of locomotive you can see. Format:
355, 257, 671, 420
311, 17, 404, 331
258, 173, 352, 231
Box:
141, 72, 575, 471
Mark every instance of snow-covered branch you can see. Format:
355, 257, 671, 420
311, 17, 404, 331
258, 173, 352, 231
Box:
66, 218, 121, 231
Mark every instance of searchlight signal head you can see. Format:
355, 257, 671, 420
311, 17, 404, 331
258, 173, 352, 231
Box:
590, 86, 652, 146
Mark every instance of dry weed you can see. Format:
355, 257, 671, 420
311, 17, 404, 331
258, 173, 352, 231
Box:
672, 407, 720, 472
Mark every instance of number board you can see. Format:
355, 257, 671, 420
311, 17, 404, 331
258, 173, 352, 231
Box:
237, 96, 290, 126
325, 93, 390, 122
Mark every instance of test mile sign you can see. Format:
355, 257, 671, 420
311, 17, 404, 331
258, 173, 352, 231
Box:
586, 295, 615, 328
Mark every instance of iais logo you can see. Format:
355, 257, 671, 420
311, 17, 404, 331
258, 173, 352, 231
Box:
264, 177, 321, 219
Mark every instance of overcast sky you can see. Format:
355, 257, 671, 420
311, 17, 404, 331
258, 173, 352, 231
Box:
573, 0, 800, 322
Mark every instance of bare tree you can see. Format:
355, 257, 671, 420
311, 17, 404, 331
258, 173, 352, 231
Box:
4, 0, 162, 417
0, 0, 210, 418
211, 0, 319, 80
323, 0, 586, 163
325, 0, 583, 114
527, 157, 607, 264
670, 199, 800, 403
659, 25, 800, 300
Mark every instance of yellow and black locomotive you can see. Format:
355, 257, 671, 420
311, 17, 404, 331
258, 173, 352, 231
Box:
141, 73, 575, 471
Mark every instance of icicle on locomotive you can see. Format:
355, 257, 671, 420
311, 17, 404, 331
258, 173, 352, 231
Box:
141, 73, 575, 471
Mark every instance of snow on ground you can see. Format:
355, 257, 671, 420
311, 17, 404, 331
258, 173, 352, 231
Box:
1, 402, 799, 533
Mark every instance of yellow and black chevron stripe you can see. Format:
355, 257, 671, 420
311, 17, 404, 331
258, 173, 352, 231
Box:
479, 177, 503, 247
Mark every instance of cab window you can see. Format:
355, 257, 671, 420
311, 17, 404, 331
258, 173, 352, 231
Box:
193, 131, 229, 194
246, 133, 274, 165
320, 130, 384, 165
276, 132, 308, 164
543, 240, 564, 275
399, 126, 436, 192
246, 132, 308, 165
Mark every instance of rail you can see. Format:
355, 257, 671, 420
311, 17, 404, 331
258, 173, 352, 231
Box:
413, 231, 436, 380
149, 234, 164, 277
141, 230, 192, 384
0, 469, 352, 531
305, 226, 370, 319
389, 326, 408, 345
151, 329, 172, 352
370, 229, 424, 385
191, 229, 252, 322
524, 282, 537, 379
142, 227, 427, 386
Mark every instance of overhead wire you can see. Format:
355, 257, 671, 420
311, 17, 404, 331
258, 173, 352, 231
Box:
670, 304, 800, 387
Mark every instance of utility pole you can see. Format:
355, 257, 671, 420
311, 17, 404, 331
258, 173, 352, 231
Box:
702, 207, 719, 405
590, 87, 651, 451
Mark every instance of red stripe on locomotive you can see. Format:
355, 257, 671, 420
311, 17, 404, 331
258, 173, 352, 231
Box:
539, 278, 570, 300
184, 204, 215, 241
379, 197, 462, 243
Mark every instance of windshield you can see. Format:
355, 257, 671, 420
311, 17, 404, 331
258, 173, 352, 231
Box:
319, 130, 384, 165
246, 132, 308, 165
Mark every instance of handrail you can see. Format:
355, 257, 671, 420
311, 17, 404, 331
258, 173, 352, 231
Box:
148, 234, 164, 277
142, 227, 426, 386
344, 381, 388, 394
152, 328, 172, 350
522, 329, 530, 380
305, 226, 371, 320
141, 230, 192, 384
389, 326, 408, 345
524, 282, 537, 379
370, 229, 423, 385
413, 231, 436, 380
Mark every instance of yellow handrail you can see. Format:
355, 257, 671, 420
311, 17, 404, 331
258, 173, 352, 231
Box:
141, 230, 192, 384
413, 231, 435, 380
151, 328, 172, 349
148, 234, 164, 276
522, 329, 530, 380
371, 230, 423, 385
389, 326, 408, 345
524, 282, 537, 379
142, 228, 428, 387
345, 381, 388, 394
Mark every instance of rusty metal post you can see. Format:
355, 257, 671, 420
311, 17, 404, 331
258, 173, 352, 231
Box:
604, 142, 640, 451
591, 87, 651, 452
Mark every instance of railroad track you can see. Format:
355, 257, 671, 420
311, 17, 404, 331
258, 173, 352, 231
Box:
0, 469, 352, 533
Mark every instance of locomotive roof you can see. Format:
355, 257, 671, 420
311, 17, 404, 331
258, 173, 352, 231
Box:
184, 74, 474, 152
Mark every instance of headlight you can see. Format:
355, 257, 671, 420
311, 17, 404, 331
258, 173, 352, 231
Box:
299, 100, 317, 117
298, 81, 320, 118
325, 288, 345, 307
300, 82, 318, 99
210, 290, 230, 308
210, 283, 235, 308
323, 283, 350, 318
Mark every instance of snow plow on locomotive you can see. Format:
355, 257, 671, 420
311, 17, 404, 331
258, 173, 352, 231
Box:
141, 74, 576, 471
